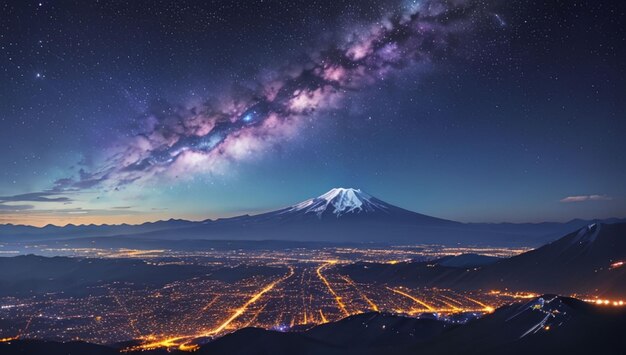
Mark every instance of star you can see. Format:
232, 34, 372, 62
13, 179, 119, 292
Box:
242, 112, 254, 122
493, 14, 506, 27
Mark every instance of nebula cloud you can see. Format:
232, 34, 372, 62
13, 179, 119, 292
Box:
55, 0, 486, 192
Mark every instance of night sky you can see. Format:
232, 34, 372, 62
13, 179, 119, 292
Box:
1, 0, 625, 226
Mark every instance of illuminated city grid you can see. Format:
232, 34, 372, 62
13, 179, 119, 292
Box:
0, 243, 605, 352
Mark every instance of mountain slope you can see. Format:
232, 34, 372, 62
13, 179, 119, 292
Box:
454, 222, 626, 295
413, 295, 626, 355
344, 222, 626, 296
438, 253, 501, 268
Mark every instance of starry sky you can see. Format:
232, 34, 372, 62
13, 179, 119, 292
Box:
1, 0, 625, 226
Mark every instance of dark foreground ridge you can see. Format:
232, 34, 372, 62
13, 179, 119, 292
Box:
1, 295, 625, 355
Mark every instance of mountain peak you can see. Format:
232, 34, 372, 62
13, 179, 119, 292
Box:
320, 187, 367, 201
287, 187, 388, 217
568, 222, 602, 246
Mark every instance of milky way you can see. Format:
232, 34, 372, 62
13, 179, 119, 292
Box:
55, 0, 486, 192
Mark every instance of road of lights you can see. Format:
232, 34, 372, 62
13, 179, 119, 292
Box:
204, 266, 295, 336
462, 294, 494, 311
387, 287, 435, 312
316, 261, 350, 317
318, 309, 328, 323
582, 298, 626, 306
433, 294, 462, 312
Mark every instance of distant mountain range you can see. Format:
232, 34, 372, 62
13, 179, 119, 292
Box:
344, 222, 626, 297
1, 295, 624, 355
1, 188, 624, 246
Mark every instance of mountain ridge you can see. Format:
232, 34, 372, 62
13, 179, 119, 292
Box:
1, 188, 625, 246
343, 222, 626, 296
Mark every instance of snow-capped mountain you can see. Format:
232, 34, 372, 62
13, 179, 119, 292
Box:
125, 187, 463, 243
261, 187, 455, 226
283, 188, 390, 217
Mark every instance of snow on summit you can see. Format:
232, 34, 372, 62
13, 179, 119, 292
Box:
287, 188, 389, 217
